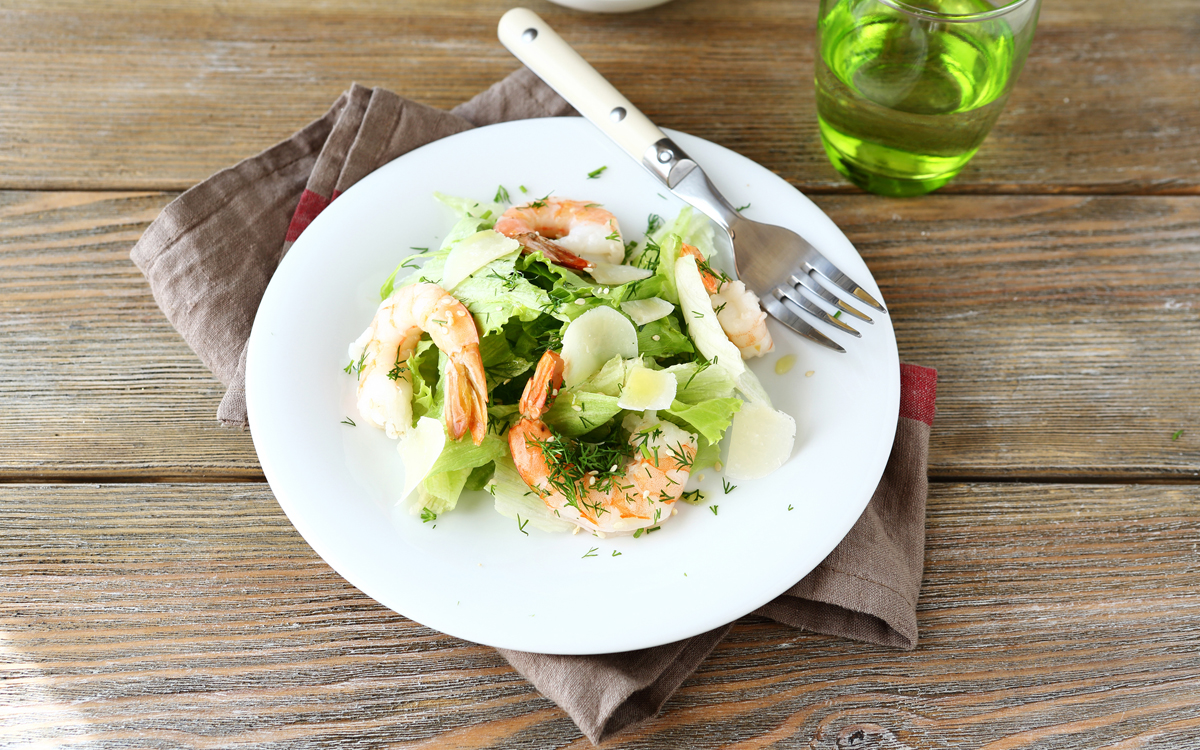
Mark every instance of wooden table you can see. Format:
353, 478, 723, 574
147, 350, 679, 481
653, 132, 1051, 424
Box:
3, 0, 1198, 746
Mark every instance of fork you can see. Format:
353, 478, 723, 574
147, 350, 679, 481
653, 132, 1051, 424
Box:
498, 8, 887, 353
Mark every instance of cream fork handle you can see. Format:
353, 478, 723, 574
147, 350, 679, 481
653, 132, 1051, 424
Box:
497, 8, 668, 172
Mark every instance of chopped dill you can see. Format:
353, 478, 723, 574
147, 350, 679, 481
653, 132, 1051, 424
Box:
696, 256, 732, 285
788, 504, 794, 511
646, 213, 664, 236
684, 358, 712, 389
633, 528, 644, 538
582, 547, 599, 558
1172, 429, 1184, 440
519, 185, 528, 193
344, 348, 369, 379
517, 515, 529, 536
735, 202, 751, 212
612, 550, 622, 557
494, 185, 511, 204
710, 505, 718, 516
722, 479, 737, 494
713, 302, 727, 315
529, 425, 635, 513
420, 508, 437, 523
587, 166, 608, 179
340, 417, 356, 426
605, 231, 620, 241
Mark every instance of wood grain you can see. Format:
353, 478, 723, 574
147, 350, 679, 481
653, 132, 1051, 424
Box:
2, 482, 1198, 748
0, 0, 1197, 193
2, 190, 1197, 480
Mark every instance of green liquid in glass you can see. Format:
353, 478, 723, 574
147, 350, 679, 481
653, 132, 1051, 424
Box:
817, 0, 1016, 196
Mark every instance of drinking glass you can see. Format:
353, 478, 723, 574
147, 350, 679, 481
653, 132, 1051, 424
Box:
815, 0, 1041, 196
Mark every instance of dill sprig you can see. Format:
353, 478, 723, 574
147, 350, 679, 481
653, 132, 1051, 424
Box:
528, 426, 634, 514
494, 185, 511, 204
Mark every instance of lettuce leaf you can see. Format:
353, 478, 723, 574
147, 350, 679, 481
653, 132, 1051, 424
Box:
665, 361, 737, 404
637, 315, 694, 359
453, 256, 556, 336
490, 454, 574, 533
543, 390, 624, 438
417, 433, 509, 515
663, 397, 741, 445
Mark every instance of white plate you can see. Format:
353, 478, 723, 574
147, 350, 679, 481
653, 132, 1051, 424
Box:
246, 118, 899, 655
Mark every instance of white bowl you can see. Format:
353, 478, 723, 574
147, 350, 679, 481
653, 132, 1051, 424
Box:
545, 0, 675, 12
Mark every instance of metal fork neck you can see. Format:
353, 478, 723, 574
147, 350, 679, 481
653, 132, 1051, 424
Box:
642, 138, 741, 231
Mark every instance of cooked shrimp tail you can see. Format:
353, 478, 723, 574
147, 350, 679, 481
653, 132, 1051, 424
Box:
519, 350, 565, 418
444, 344, 489, 445
512, 232, 594, 272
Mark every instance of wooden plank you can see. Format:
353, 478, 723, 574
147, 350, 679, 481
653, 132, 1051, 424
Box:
1, 482, 1198, 747
0, 0, 1197, 193
819, 193, 1200, 480
1, 191, 1198, 479
0, 191, 259, 479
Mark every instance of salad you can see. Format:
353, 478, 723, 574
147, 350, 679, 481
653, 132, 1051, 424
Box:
346, 192, 796, 536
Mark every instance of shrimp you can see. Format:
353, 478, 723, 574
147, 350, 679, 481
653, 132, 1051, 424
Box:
508, 351, 698, 536
350, 282, 487, 445
681, 243, 774, 359
495, 198, 625, 265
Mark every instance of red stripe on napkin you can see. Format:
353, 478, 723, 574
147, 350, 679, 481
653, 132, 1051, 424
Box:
284, 189, 332, 243
899, 364, 937, 426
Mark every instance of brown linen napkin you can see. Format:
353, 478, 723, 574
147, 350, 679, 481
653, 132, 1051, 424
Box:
130, 71, 937, 745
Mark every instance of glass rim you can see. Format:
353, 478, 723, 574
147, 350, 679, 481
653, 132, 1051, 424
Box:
874, 0, 1037, 23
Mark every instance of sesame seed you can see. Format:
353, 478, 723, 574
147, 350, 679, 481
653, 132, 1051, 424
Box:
572, 404, 582, 412
652, 335, 660, 341
575, 298, 587, 306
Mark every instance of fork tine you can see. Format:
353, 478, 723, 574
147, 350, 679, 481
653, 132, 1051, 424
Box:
775, 284, 861, 336
762, 291, 846, 353
803, 253, 887, 313
789, 272, 873, 323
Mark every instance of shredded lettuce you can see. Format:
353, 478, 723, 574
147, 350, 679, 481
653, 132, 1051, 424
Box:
417, 433, 509, 515
490, 455, 574, 533
453, 256, 557, 336
360, 195, 781, 529
663, 397, 741, 444
637, 315, 694, 359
